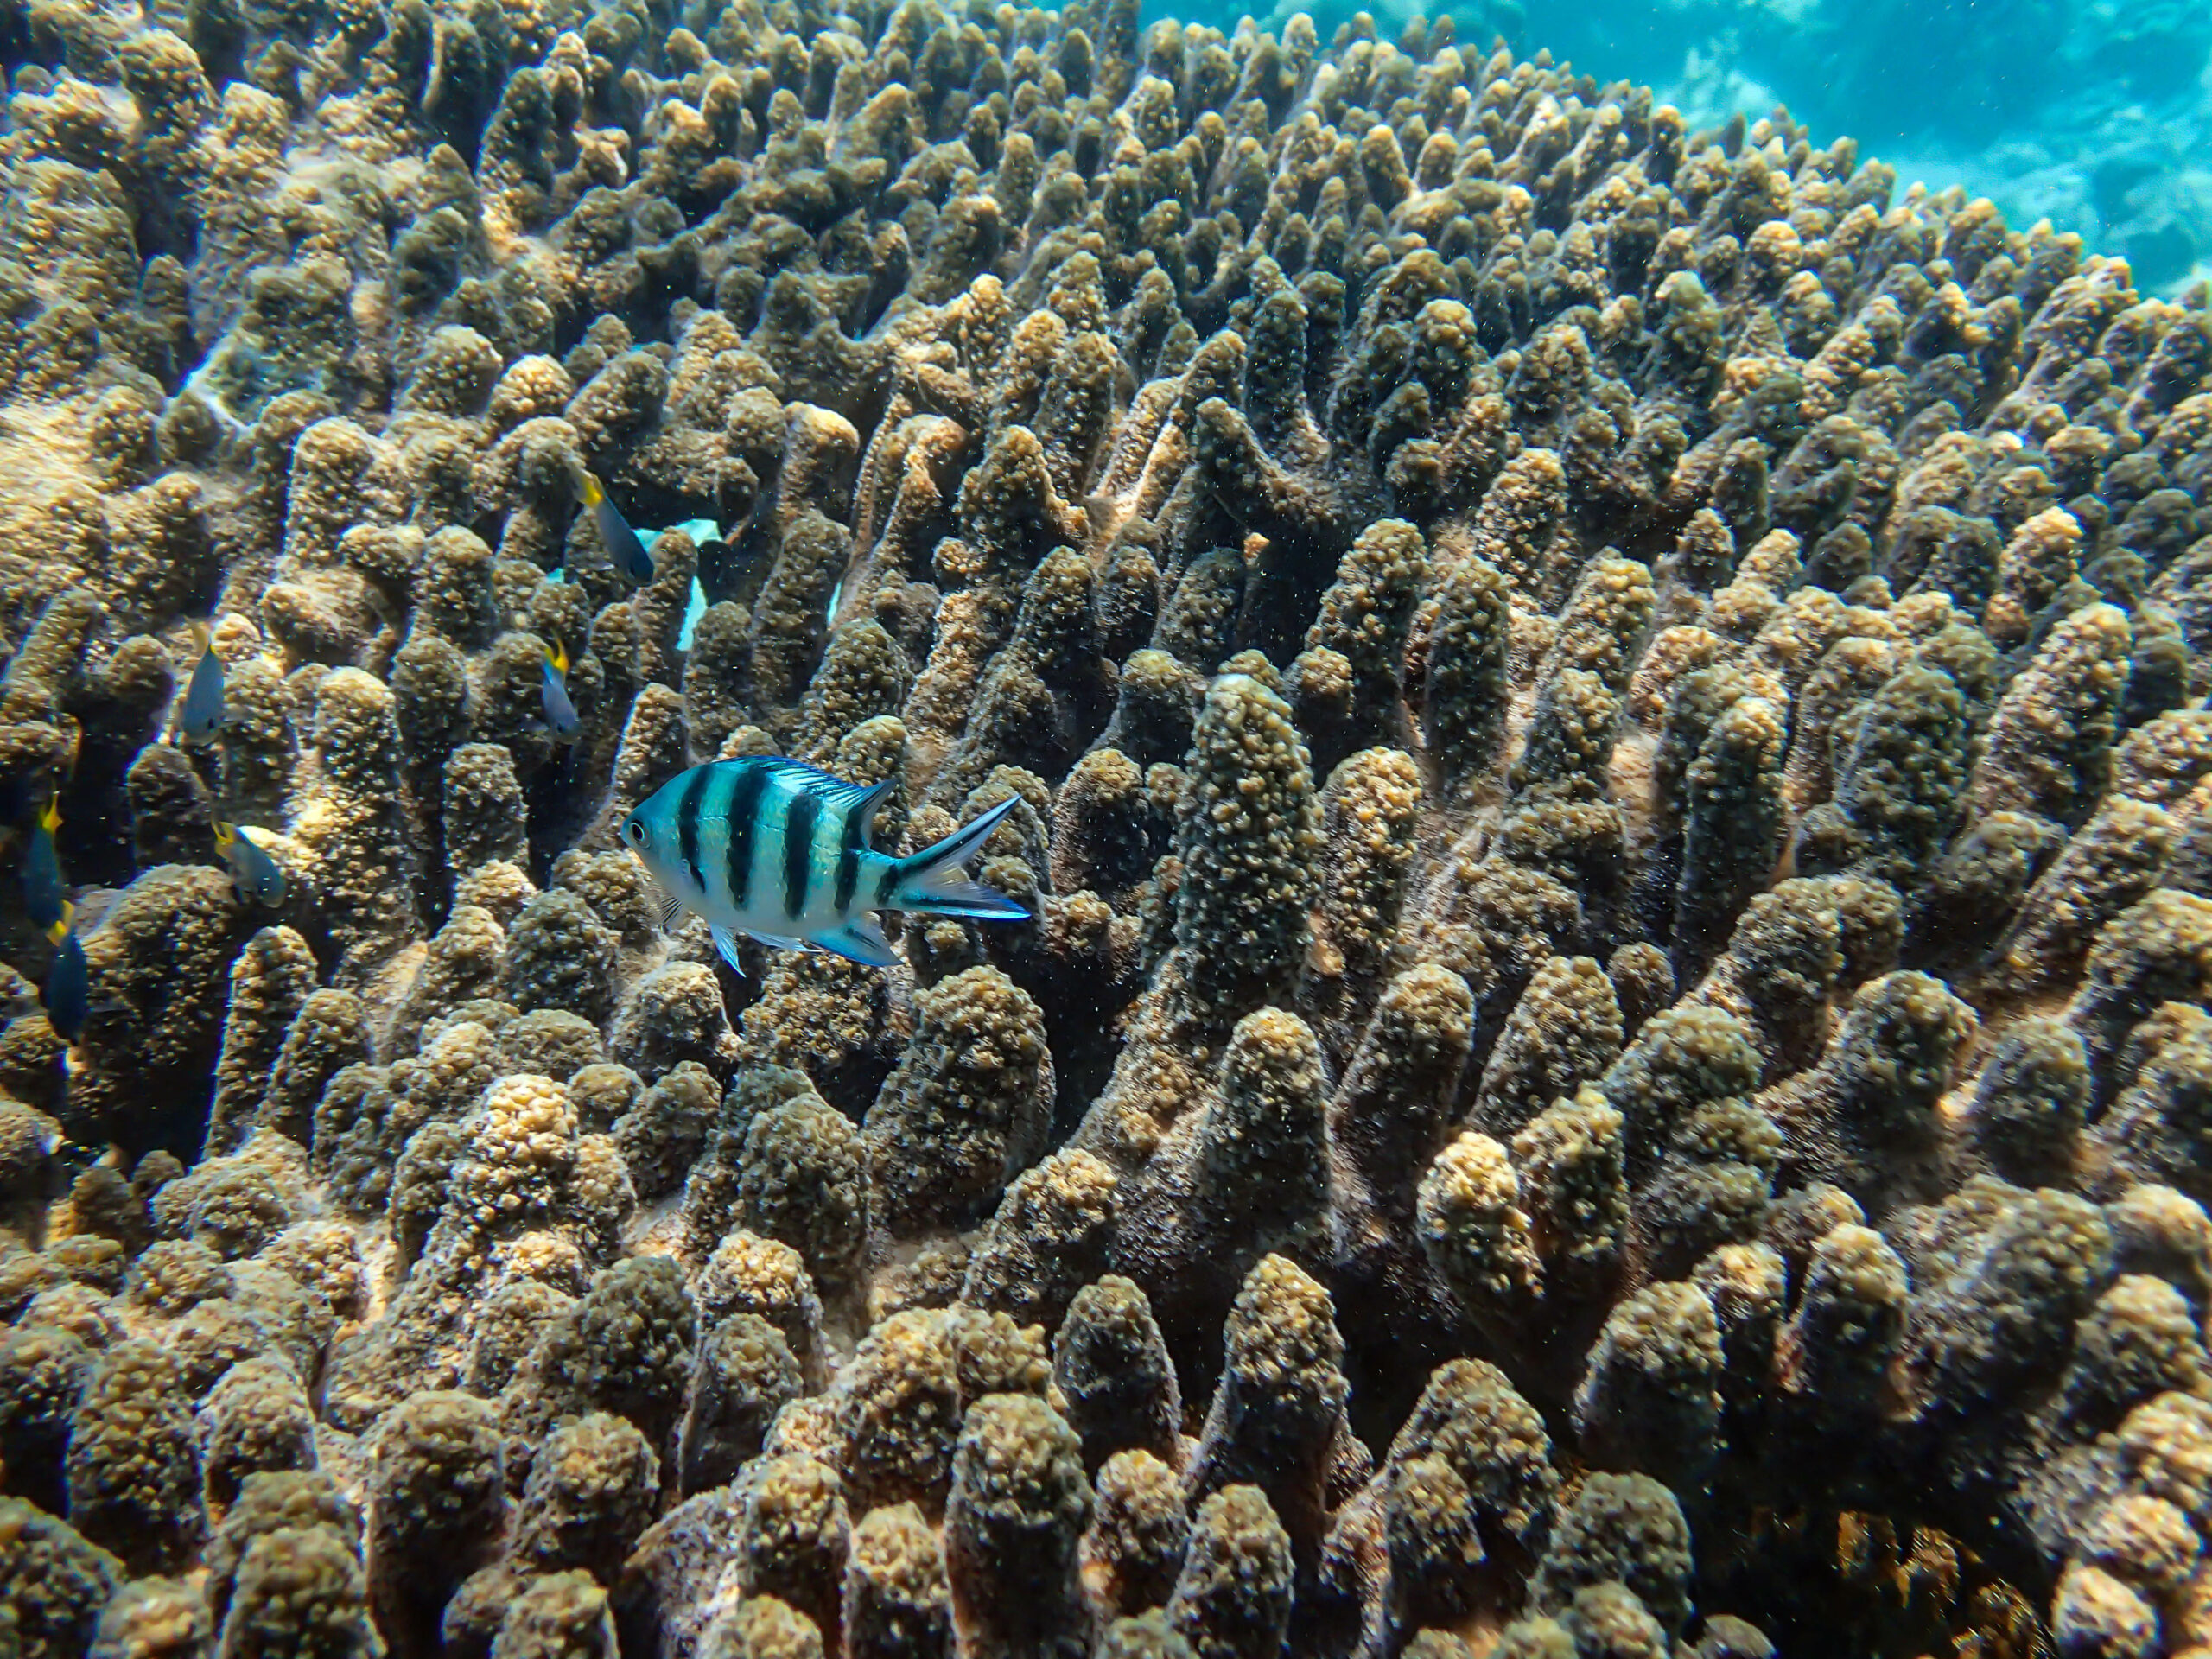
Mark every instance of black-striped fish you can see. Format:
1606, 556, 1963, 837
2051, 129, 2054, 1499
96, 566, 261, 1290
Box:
579, 469, 656, 584
620, 758, 1027, 971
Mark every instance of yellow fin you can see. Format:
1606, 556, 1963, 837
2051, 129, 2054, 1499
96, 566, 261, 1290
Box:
548, 640, 569, 676
37, 794, 60, 835
46, 900, 72, 945
214, 820, 235, 852
580, 470, 605, 506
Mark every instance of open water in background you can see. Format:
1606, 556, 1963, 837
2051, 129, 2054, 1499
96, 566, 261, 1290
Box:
1146, 0, 2212, 294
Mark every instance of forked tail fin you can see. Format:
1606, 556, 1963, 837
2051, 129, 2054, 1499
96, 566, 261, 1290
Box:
888, 796, 1029, 921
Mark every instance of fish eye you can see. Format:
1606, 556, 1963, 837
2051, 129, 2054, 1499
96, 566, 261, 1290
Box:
624, 821, 645, 844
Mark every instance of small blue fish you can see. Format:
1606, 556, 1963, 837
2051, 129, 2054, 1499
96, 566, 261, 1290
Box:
541, 640, 582, 740
42, 906, 86, 1044
22, 794, 65, 934
580, 470, 656, 584
180, 621, 225, 741
621, 758, 1027, 971
215, 821, 287, 907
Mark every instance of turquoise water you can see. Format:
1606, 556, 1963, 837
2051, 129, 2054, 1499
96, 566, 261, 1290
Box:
1148, 0, 2212, 291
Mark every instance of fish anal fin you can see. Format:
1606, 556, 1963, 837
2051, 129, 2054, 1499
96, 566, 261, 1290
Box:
707, 923, 748, 979
816, 913, 899, 968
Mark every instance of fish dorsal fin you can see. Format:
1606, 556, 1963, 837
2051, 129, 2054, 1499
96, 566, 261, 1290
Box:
850, 779, 896, 850
771, 757, 843, 789
773, 761, 891, 830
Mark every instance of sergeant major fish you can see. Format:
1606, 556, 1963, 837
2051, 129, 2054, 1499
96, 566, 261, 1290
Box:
620, 757, 1027, 971
541, 640, 582, 740
215, 821, 287, 907
179, 621, 225, 741
579, 470, 657, 584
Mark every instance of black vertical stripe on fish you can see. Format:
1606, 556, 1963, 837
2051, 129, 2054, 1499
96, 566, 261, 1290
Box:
834, 791, 868, 913
726, 761, 772, 909
783, 786, 819, 919
676, 763, 713, 898
876, 858, 900, 905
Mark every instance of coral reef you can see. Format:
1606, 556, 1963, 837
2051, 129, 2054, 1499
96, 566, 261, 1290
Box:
1359, 0, 2212, 293
2, 2, 2212, 1657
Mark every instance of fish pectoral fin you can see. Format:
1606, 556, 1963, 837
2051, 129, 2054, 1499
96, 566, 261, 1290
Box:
657, 894, 688, 931
815, 914, 899, 969
707, 924, 748, 979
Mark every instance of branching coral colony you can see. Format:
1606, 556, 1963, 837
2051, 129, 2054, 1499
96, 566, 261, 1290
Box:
0, 0, 2210, 1652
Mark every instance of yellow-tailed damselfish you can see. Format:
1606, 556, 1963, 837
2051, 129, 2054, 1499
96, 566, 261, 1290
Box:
579, 470, 656, 584
41, 904, 86, 1043
215, 821, 288, 907
22, 794, 65, 934
541, 640, 582, 740
179, 620, 225, 741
